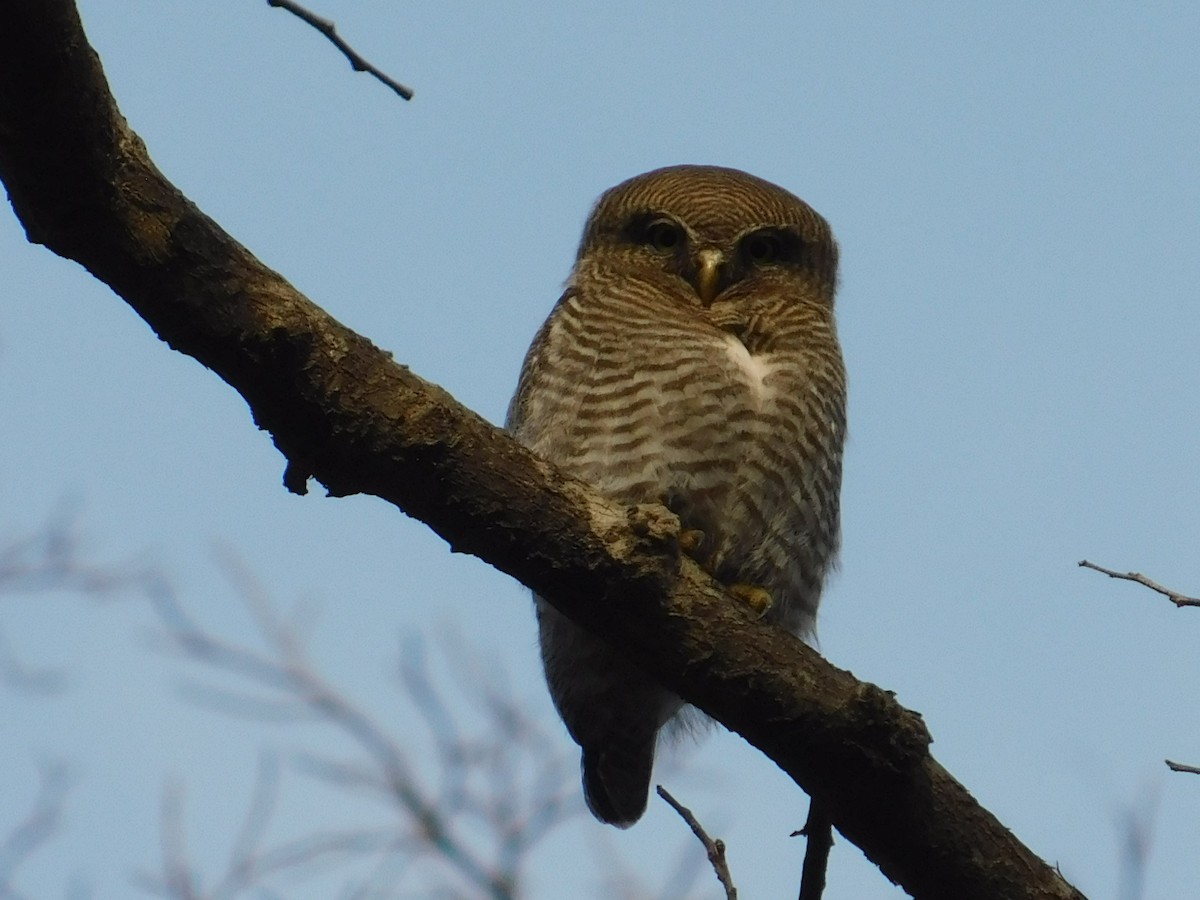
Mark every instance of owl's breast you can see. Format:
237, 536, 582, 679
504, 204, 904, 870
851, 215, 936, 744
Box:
716, 331, 776, 406
512, 293, 841, 633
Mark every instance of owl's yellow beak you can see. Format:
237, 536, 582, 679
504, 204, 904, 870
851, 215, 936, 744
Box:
695, 248, 726, 306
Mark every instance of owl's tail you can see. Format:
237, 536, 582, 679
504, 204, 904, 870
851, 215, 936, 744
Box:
581, 736, 656, 828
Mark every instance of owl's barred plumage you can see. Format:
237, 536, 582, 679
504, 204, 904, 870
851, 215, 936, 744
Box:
507, 165, 846, 827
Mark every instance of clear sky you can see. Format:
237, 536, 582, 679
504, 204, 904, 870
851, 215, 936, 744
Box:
3, 2, 1199, 897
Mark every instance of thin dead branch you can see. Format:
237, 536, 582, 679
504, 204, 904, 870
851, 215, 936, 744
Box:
0, 515, 157, 695
267, 0, 414, 100
141, 560, 576, 898
156, 780, 199, 900
0, 761, 72, 896
0, 631, 68, 696
656, 786, 736, 900
1114, 789, 1158, 900
795, 799, 833, 900
1164, 760, 1200, 775
1078, 560, 1200, 609
0, 515, 156, 598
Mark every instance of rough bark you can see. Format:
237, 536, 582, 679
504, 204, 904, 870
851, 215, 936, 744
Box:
0, 3, 1086, 898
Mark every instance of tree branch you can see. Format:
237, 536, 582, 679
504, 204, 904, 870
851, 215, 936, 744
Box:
656, 787, 737, 900
1164, 760, 1200, 775
0, 3, 1085, 897
1078, 560, 1200, 609
796, 799, 833, 900
0, 761, 72, 893
267, 0, 414, 101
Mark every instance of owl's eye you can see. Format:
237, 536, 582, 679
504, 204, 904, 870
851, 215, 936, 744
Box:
644, 219, 683, 253
744, 233, 784, 264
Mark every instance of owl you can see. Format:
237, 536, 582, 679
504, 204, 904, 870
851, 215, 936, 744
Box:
507, 165, 846, 827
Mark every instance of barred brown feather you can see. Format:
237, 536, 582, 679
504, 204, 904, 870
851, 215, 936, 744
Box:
507, 165, 846, 827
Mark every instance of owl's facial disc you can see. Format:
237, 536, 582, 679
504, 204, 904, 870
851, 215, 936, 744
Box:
694, 248, 726, 306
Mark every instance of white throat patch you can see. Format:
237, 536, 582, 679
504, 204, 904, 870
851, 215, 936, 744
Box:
723, 333, 771, 399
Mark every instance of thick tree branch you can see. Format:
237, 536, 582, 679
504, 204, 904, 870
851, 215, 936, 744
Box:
0, 3, 1085, 898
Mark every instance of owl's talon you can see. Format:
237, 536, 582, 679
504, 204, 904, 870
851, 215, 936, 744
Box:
729, 583, 773, 617
678, 528, 705, 555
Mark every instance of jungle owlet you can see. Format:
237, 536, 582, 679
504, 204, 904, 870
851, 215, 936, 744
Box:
507, 165, 846, 827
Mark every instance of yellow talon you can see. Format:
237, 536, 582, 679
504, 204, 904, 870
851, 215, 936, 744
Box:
678, 528, 705, 554
729, 583, 773, 617
675, 528, 770, 617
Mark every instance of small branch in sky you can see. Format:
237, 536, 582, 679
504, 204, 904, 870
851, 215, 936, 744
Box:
1165, 760, 1200, 775
267, 0, 414, 101
1114, 791, 1158, 900
0, 761, 72, 893
656, 786, 737, 900
1078, 560, 1200, 608
795, 799, 833, 900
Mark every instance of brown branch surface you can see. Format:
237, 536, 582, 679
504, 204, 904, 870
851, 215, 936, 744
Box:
0, 4, 1086, 898
797, 800, 833, 900
1078, 560, 1200, 608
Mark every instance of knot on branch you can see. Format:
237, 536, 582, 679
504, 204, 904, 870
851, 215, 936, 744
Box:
626, 502, 684, 554
846, 683, 931, 772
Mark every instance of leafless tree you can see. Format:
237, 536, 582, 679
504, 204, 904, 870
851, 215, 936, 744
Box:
135, 555, 581, 899
0, 761, 73, 900
1, 521, 714, 898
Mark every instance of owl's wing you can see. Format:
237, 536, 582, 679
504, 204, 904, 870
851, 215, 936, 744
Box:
504, 287, 577, 435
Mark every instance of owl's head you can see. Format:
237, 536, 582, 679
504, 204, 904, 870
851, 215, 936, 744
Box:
575, 165, 838, 308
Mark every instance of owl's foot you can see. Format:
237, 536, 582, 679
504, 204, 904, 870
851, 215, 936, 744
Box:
729, 583, 773, 617
675, 528, 772, 616
678, 528, 706, 554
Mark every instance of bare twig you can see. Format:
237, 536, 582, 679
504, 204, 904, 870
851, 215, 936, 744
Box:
144, 561, 577, 898
157, 780, 199, 900
1078, 560, 1200, 608
218, 752, 283, 896
795, 799, 833, 900
1165, 760, 1200, 775
0, 631, 68, 695
0, 515, 158, 695
267, 0, 413, 100
656, 786, 737, 900
0, 515, 156, 597
0, 761, 72, 893
1114, 788, 1158, 900
1, 518, 583, 898
136, 754, 406, 899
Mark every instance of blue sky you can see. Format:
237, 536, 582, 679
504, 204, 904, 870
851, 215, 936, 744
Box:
2, 2, 1199, 897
